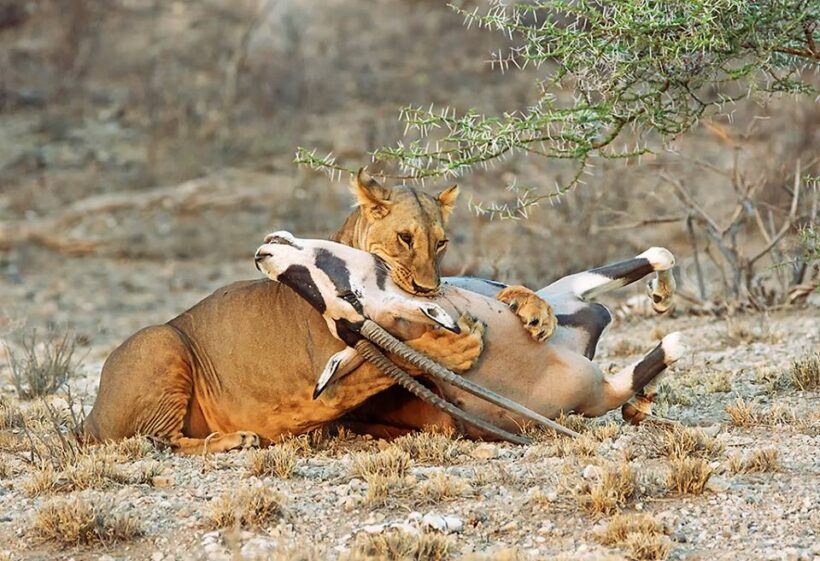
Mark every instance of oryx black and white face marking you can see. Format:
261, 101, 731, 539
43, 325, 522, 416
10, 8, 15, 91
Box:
255, 231, 459, 345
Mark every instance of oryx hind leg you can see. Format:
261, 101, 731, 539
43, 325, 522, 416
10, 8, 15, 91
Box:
540, 247, 676, 312
578, 332, 686, 417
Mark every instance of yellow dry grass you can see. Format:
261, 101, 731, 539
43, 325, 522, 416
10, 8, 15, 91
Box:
33, 495, 142, 545
208, 484, 285, 529
668, 458, 712, 495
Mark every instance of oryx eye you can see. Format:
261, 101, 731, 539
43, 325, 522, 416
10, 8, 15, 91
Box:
398, 232, 413, 247
436, 239, 448, 252
339, 291, 359, 306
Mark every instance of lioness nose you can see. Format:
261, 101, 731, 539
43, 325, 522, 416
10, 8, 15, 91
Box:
412, 281, 437, 295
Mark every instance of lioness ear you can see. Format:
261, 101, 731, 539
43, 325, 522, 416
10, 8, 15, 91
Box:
350, 167, 392, 220
436, 184, 459, 224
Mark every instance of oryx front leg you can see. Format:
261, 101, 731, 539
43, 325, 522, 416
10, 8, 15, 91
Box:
579, 332, 687, 417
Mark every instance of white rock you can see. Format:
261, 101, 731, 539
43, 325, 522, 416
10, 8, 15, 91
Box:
421, 513, 463, 533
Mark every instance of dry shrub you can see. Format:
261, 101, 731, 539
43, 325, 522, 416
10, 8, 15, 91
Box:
208, 484, 285, 529
0, 457, 11, 478
596, 513, 671, 561
23, 446, 143, 496
0, 395, 24, 429
646, 425, 724, 461
668, 458, 712, 495
249, 443, 298, 479
392, 429, 464, 464
790, 353, 819, 390
578, 462, 636, 515
344, 529, 452, 561
417, 471, 471, 504
728, 448, 780, 474
33, 495, 141, 545
5, 327, 82, 399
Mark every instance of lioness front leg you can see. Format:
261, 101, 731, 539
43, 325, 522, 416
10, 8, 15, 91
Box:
173, 431, 260, 455
496, 285, 556, 342
401, 313, 485, 373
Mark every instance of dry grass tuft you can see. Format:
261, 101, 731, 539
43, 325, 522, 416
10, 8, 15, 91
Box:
728, 448, 780, 474
344, 529, 452, 561
646, 425, 724, 461
557, 434, 599, 457
790, 353, 819, 391
208, 484, 285, 529
725, 398, 757, 426
610, 338, 644, 357
704, 370, 733, 393
351, 448, 411, 480
393, 429, 464, 464
578, 462, 636, 515
417, 471, 471, 503
590, 421, 621, 442
249, 443, 298, 479
596, 513, 671, 561
5, 327, 82, 399
33, 495, 142, 545
668, 458, 712, 495
725, 398, 798, 427
350, 447, 413, 505
24, 448, 137, 497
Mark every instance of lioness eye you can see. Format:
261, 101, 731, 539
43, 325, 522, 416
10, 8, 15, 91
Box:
436, 239, 448, 251
398, 232, 413, 247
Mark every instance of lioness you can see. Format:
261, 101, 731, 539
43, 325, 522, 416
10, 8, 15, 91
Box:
83, 170, 552, 453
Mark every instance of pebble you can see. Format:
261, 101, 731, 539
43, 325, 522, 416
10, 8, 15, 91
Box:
470, 443, 499, 459
151, 475, 175, 488
705, 476, 732, 493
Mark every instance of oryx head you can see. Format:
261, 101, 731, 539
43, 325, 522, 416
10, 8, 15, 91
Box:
254, 231, 459, 347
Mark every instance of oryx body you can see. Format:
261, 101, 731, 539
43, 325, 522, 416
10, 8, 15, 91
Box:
255, 233, 685, 440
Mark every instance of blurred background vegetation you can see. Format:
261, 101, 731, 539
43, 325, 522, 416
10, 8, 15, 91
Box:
0, 0, 817, 342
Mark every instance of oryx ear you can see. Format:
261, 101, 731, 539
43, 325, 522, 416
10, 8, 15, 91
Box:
314, 347, 364, 399
350, 167, 392, 220
436, 184, 459, 224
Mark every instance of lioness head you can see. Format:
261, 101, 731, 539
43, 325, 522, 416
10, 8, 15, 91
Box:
336, 168, 459, 296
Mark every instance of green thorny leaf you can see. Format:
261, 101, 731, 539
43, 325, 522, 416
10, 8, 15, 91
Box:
297, 0, 819, 217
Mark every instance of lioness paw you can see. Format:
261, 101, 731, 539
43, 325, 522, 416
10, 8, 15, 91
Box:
496, 285, 556, 343
406, 313, 485, 373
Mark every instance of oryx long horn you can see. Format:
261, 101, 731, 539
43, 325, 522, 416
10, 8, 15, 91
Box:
354, 339, 531, 445
360, 320, 580, 439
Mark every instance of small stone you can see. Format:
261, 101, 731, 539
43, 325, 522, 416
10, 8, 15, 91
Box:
705, 476, 731, 493
151, 475, 175, 488
151, 553, 164, 561
582, 464, 601, 479
471, 443, 499, 459
500, 520, 518, 533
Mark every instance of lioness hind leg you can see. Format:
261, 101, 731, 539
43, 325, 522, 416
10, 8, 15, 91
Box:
496, 285, 557, 342
172, 432, 260, 455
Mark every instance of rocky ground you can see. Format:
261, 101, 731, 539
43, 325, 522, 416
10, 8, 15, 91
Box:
0, 256, 818, 560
